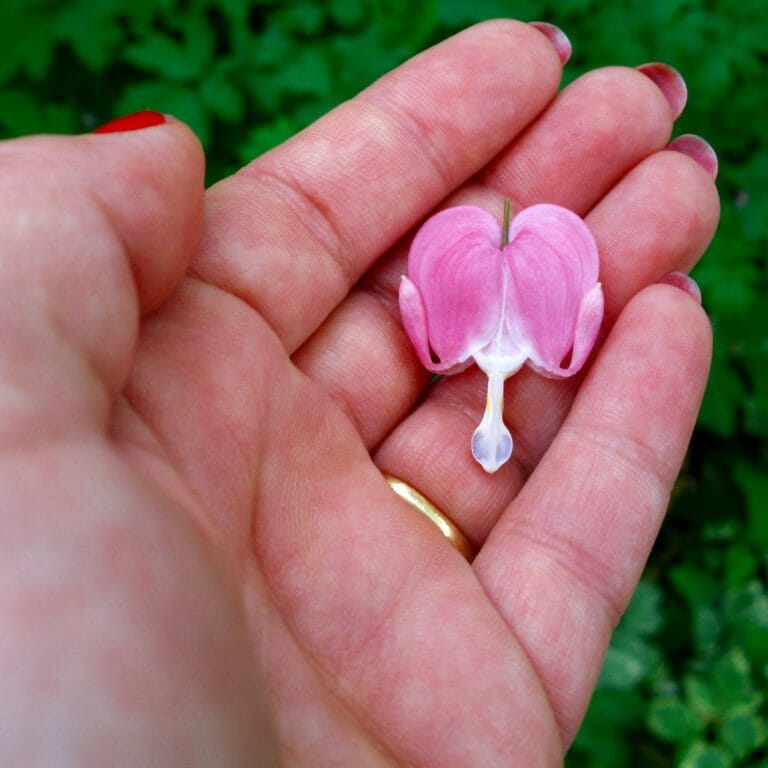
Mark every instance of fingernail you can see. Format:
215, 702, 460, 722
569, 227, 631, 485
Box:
637, 63, 687, 119
667, 134, 718, 180
93, 110, 166, 134
529, 22, 572, 66
658, 272, 702, 304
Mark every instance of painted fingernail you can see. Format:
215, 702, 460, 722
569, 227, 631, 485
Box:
529, 22, 572, 65
93, 110, 166, 134
667, 134, 718, 180
637, 63, 687, 119
658, 272, 702, 304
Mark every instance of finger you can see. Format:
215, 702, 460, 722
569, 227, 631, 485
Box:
479, 63, 685, 208
0, 124, 269, 762
192, 20, 564, 352
374, 146, 719, 544
0, 120, 204, 438
294, 65, 700, 450
472, 284, 712, 744
591, 145, 719, 324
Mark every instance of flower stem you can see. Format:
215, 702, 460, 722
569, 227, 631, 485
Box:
500, 198, 511, 248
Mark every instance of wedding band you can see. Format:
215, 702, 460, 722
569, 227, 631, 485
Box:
384, 475, 475, 562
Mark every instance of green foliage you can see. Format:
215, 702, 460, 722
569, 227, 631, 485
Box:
570, 574, 768, 767
1, 1, 766, 765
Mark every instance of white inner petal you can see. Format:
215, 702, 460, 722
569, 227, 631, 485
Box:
473, 258, 529, 376
468, 262, 531, 472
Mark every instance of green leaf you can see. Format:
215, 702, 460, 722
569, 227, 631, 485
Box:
719, 711, 767, 759
123, 16, 214, 80
691, 605, 722, 657
723, 544, 758, 589
436, 0, 541, 26
272, 2, 326, 37
734, 465, 768, 547
0, 90, 77, 136
597, 583, 662, 691
670, 564, 721, 607
116, 82, 209, 145
598, 635, 659, 690
238, 116, 301, 162
712, 648, 755, 710
200, 71, 245, 122
678, 741, 734, 768
248, 26, 295, 68
722, 581, 768, 670
124, 35, 195, 79
684, 675, 719, 726
568, 689, 643, 768
620, 579, 663, 636
270, 45, 333, 97
734, 150, 768, 242
54, 0, 126, 72
328, 0, 367, 28
0, 4, 56, 82
697, 350, 744, 438
647, 696, 699, 743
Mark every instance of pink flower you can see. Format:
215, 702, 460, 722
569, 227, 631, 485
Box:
399, 202, 604, 473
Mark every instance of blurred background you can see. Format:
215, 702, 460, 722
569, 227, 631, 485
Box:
2, 0, 766, 764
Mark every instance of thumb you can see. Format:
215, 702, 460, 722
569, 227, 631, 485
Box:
0, 114, 204, 437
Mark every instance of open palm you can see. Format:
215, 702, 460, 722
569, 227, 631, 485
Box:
1, 21, 719, 767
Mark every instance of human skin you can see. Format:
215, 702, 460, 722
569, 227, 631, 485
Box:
0, 20, 718, 767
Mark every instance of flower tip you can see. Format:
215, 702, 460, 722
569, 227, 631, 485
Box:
471, 426, 513, 473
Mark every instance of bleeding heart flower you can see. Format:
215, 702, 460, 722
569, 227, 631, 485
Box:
399, 201, 604, 473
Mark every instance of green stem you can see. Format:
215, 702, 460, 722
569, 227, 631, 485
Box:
500, 197, 511, 248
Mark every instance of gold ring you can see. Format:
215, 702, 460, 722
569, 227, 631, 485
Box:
384, 475, 475, 562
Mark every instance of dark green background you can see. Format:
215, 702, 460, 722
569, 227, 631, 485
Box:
2, 0, 766, 765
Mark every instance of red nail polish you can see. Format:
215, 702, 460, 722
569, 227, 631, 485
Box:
529, 22, 572, 66
658, 272, 702, 304
93, 110, 166, 134
667, 134, 718, 181
637, 63, 688, 120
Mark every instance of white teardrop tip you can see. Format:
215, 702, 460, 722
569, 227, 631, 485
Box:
471, 423, 513, 473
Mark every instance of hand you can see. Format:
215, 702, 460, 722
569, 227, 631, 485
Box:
0, 20, 718, 767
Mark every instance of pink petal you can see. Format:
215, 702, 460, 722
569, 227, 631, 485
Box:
398, 276, 432, 370
399, 276, 472, 373
407, 206, 505, 369
526, 283, 604, 378
503, 204, 601, 375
